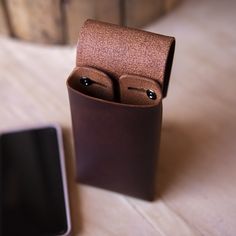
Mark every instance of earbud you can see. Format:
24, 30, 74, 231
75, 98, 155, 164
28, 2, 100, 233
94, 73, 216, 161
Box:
68, 66, 114, 101
146, 89, 157, 100
68, 68, 162, 105
119, 75, 162, 105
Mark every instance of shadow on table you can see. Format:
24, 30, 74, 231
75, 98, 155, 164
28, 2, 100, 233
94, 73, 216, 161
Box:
155, 119, 216, 198
63, 127, 82, 236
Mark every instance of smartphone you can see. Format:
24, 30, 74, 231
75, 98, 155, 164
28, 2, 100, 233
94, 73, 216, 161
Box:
0, 125, 71, 236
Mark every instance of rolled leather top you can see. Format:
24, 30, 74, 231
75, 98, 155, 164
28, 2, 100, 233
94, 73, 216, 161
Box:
76, 19, 175, 98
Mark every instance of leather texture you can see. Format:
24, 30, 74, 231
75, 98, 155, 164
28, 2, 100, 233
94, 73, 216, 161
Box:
76, 19, 175, 97
67, 19, 175, 200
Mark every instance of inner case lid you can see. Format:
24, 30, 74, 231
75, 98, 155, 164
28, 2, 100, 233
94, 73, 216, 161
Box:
76, 19, 175, 98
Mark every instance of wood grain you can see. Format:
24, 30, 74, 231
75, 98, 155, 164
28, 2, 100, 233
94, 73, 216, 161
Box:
64, 0, 121, 44
6, 0, 63, 44
164, 0, 180, 12
64, 0, 95, 44
0, 0, 180, 44
124, 0, 163, 27
95, 0, 121, 25
0, 0, 9, 35
0, 0, 236, 235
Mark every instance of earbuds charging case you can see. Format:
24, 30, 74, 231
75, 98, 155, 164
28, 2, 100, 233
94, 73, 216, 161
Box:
67, 19, 175, 200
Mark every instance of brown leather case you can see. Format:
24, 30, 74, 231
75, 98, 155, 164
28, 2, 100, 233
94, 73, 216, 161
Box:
67, 20, 175, 200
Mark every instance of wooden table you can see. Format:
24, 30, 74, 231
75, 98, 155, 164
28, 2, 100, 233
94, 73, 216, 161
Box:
1, 0, 236, 235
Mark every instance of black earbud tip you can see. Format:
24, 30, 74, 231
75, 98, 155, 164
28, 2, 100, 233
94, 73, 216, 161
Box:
146, 89, 157, 100
80, 77, 93, 86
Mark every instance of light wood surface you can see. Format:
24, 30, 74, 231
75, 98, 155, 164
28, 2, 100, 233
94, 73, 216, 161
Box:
1, 0, 236, 235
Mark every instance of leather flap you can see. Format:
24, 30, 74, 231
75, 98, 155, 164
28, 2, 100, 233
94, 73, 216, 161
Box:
76, 19, 175, 98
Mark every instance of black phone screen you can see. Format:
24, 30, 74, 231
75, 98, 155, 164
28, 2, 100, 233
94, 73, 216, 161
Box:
0, 127, 68, 236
